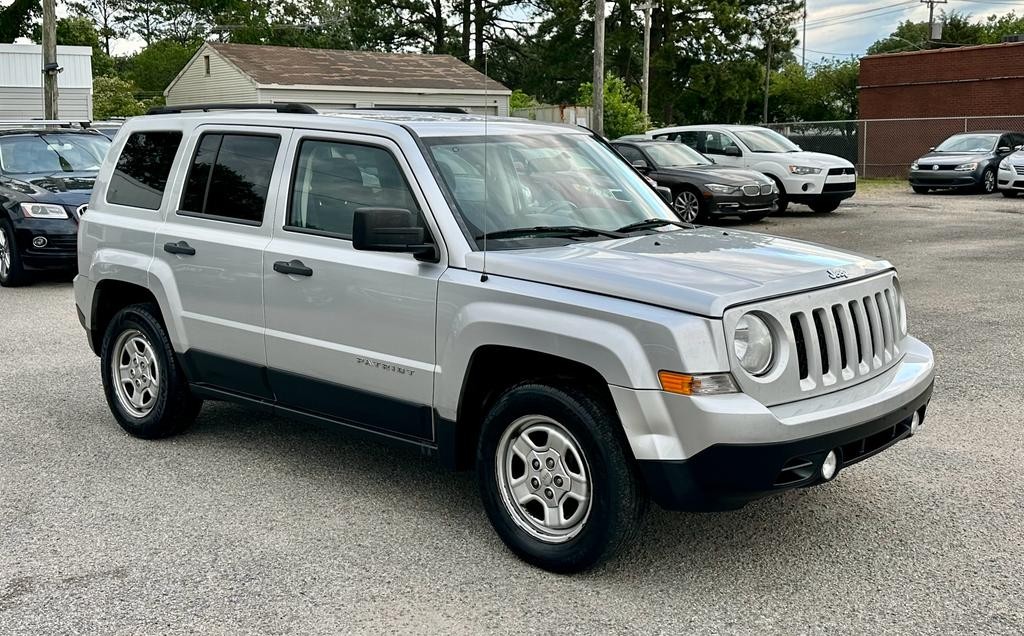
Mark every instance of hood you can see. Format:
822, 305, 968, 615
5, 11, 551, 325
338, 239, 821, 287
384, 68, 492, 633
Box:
1, 172, 96, 206
765, 150, 853, 168
658, 165, 771, 185
466, 228, 891, 317
916, 151, 992, 165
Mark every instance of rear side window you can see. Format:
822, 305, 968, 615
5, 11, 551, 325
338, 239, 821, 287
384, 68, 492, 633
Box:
613, 144, 645, 164
180, 133, 280, 224
107, 131, 182, 210
286, 139, 421, 239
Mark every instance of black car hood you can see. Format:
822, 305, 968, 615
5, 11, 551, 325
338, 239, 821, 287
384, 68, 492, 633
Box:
916, 151, 993, 165
656, 165, 768, 185
1, 171, 96, 206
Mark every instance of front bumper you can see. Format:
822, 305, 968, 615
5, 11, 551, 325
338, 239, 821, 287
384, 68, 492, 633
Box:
997, 166, 1024, 191
12, 216, 79, 269
908, 169, 981, 189
783, 171, 856, 204
707, 192, 777, 216
610, 336, 934, 511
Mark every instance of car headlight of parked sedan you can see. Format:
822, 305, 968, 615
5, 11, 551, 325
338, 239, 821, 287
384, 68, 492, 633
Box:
910, 161, 919, 170
705, 183, 739, 194
788, 165, 822, 175
1000, 158, 1011, 170
954, 162, 977, 172
733, 314, 775, 376
20, 202, 69, 219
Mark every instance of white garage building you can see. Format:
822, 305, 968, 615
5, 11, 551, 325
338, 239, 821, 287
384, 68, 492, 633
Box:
165, 43, 510, 116
0, 44, 93, 120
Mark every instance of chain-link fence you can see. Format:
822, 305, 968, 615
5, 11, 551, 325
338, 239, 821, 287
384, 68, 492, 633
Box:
767, 116, 1024, 178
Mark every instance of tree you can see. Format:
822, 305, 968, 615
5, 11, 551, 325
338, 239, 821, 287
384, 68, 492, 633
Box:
0, 0, 39, 43
867, 12, 987, 54
770, 59, 859, 122
509, 89, 538, 111
31, 16, 115, 76
126, 39, 196, 93
67, 0, 126, 56
93, 75, 146, 119
578, 73, 648, 139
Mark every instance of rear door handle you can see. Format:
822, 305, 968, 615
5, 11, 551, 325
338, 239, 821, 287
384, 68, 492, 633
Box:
273, 259, 313, 277
163, 241, 195, 256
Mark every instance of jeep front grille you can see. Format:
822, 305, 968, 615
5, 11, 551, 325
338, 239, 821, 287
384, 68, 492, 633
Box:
788, 291, 899, 388
723, 272, 904, 407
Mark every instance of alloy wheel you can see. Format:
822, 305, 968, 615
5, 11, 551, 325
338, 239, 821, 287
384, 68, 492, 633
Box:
984, 170, 996, 193
673, 191, 701, 223
0, 229, 9, 279
111, 328, 161, 418
495, 415, 592, 543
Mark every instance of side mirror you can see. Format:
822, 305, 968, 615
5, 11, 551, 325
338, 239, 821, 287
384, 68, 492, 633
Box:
352, 207, 437, 261
631, 158, 650, 172
724, 146, 742, 157
998, 146, 1011, 154
928, 146, 935, 151
657, 186, 672, 204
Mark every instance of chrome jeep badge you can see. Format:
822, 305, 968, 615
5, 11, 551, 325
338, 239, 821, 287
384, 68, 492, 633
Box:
826, 268, 849, 280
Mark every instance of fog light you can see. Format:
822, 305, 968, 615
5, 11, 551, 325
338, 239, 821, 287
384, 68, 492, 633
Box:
821, 450, 838, 481
32, 236, 47, 248
909, 412, 921, 436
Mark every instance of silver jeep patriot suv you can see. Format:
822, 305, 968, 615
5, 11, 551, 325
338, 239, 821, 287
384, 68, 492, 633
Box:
75, 105, 934, 573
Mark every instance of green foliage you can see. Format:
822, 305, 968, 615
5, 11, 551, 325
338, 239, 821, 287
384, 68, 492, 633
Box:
577, 74, 648, 139
867, 11, 1024, 55
770, 59, 859, 122
126, 40, 196, 93
93, 75, 146, 119
509, 90, 539, 111
0, 0, 39, 43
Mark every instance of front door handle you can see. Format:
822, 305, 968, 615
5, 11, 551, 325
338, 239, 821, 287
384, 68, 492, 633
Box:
273, 259, 313, 277
163, 241, 195, 256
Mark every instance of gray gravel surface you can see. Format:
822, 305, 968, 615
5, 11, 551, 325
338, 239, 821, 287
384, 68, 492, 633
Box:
2, 186, 1022, 634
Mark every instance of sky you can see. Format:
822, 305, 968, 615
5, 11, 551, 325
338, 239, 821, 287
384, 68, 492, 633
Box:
800, 0, 1022, 63
3, 0, 1022, 60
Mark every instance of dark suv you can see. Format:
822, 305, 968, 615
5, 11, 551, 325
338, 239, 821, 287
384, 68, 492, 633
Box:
0, 128, 110, 286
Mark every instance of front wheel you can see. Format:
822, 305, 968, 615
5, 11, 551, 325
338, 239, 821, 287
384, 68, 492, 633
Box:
809, 201, 841, 214
980, 168, 997, 194
477, 383, 647, 573
100, 303, 202, 439
0, 219, 29, 287
672, 188, 706, 223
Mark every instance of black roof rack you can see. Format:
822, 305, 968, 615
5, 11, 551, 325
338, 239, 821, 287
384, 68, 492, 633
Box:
147, 103, 318, 115
351, 106, 468, 114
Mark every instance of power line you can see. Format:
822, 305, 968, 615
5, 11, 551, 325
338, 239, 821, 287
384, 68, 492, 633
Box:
803, 1, 916, 28
806, 5, 919, 31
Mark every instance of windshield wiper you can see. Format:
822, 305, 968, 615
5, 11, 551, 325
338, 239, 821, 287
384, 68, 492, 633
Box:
615, 218, 692, 233
476, 225, 626, 241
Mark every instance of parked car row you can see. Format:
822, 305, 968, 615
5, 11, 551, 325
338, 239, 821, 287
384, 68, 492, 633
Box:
909, 131, 1024, 196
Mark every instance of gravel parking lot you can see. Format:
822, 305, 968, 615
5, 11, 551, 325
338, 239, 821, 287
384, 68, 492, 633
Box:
2, 184, 1022, 634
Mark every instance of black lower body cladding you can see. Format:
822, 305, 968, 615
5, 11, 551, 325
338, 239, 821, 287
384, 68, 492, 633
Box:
638, 381, 933, 512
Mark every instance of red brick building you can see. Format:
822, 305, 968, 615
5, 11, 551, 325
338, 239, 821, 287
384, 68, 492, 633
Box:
857, 41, 1024, 176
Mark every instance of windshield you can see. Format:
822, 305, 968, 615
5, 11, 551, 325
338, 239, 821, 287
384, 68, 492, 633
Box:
643, 143, 711, 167
425, 134, 677, 249
733, 128, 801, 153
0, 133, 110, 174
934, 134, 998, 153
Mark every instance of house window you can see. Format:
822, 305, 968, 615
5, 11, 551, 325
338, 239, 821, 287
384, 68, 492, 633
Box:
204, 55, 210, 76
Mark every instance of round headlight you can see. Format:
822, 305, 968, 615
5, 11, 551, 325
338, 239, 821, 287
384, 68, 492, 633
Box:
734, 314, 774, 376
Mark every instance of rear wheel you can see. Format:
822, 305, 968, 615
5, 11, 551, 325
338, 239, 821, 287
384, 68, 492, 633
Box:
0, 219, 29, 287
672, 188, 706, 223
477, 383, 647, 573
100, 303, 202, 439
912, 186, 930, 194
809, 200, 841, 214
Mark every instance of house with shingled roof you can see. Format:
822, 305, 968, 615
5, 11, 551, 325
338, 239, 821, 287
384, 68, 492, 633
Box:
164, 43, 511, 115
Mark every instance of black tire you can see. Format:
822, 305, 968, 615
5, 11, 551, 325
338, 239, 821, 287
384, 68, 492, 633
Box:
0, 219, 29, 287
100, 303, 202, 439
912, 186, 930, 194
1002, 190, 1019, 199
979, 167, 997, 194
671, 186, 707, 223
808, 201, 841, 214
477, 383, 648, 573
767, 176, 788, 214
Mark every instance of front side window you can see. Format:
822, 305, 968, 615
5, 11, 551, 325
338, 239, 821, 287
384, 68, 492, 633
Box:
287, 139, 421, 238
425, 133, 676, 250
0, 133, 110, 175
613, 144, 645, 164
107, 131, 179, 210
180, 133, 280, 224
701, 131, 744, 155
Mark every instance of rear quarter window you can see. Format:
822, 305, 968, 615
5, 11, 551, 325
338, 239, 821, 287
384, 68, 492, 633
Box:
106, 131, 183, 210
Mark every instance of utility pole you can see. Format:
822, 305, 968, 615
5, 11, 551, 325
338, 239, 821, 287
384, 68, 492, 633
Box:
921, 0, 948, 41
42, 0, 59, 120
641, 1, 653, 119
763, 38, 772, 124
592, 0, 605, 136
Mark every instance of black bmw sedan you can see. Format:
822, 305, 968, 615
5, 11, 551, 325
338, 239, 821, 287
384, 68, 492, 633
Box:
909, 131, 1024, 194
611, 139, 777, 223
